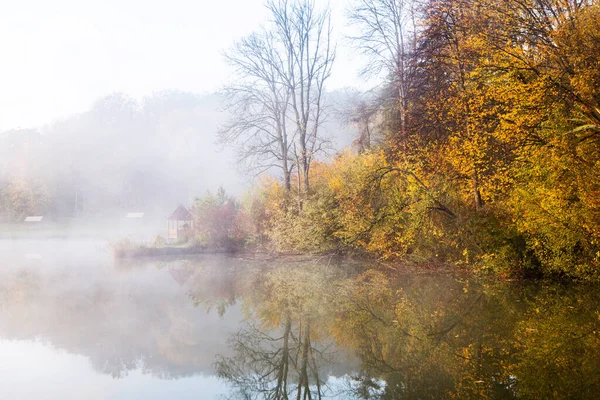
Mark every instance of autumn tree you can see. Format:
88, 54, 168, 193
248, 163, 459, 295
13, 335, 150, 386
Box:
191, 187, 249, 250
1, 177, 51, 220
240, 0, 600, 278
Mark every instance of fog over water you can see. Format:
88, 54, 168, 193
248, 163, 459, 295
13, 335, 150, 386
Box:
2, 240, 600, 399
0, 241, 358, 399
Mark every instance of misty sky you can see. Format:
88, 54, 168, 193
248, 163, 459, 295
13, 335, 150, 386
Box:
0, 0, 365, 131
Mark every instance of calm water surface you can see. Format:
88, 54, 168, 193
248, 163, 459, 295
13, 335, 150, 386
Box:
1, 239, 599, 399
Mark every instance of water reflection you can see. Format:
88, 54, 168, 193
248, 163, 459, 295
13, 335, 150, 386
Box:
0, 241, 599, 399
0, 250, 248, 381
214, 264, 351, 399
214, 266, 600, 399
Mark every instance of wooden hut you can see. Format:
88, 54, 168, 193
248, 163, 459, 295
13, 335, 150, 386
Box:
168, 204, 193, 240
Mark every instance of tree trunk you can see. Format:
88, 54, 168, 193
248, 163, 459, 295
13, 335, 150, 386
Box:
283, 162, 291, 191
472, 174, 483, 209
296, 324, 311, 400
302, 161, 310, 194
275, 317, 292, 399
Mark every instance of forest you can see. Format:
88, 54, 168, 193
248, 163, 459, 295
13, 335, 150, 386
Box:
192, 0, 600, 281
1, 0, 599, 280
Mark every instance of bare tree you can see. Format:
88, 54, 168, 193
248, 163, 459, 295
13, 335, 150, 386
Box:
216, 317, 330, 400
220, 1, 335, 194
348, 0, 418, 147
337, 89, 386, 153
269, 0, 336, 194
220, 30, 295, 190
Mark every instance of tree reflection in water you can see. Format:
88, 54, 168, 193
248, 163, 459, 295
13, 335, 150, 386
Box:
215, 263, 344, 399
1, 254, 598, 399
215, 263, 600, 399
217, 318, 331, 399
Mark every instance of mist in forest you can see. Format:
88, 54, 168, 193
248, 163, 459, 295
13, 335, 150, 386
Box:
0, 90, 355, 230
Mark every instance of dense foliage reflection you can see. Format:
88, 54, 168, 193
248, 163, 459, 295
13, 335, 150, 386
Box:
1, 251, 599, 398
217, 263, 600, 399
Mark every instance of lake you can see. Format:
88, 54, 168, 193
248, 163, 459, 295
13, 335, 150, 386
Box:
0, 239, 599, 399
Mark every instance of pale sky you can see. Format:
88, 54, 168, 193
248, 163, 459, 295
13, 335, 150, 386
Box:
0, 0, 365, 131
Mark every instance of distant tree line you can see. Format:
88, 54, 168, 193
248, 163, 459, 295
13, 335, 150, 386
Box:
0, 91, 236, 221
